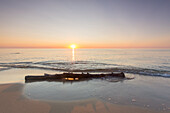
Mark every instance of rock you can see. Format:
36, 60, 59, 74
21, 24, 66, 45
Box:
131, 99, 136, 102
108, 98, 111, 100
146, 105, 150, 107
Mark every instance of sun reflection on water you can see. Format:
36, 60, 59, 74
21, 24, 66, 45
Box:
72, 48, 75, 61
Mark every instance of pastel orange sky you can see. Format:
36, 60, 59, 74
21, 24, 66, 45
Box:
0, 0, 170, 48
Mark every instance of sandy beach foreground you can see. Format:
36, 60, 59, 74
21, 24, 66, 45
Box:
0, 83, 169, 113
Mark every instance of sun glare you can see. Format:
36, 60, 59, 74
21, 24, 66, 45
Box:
70, 44, 76, 49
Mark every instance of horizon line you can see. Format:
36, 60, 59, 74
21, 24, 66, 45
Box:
0, 47, 170, 49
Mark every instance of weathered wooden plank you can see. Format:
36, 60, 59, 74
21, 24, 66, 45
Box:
25, 72, 125, 82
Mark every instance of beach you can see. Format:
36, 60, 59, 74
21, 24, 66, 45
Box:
0, 69, 170, 113
1, 82, 169, 113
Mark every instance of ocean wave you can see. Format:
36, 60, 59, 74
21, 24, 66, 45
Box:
34, 61, 118, 66
0, 61, 169, 77
10, 52, 21, 54
0, 67, 11, 71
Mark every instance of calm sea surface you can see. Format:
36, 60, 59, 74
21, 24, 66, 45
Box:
0, 49, 169, 77
0, 49, 170, 111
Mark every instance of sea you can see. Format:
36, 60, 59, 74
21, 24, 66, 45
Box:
0, 48, 169, 77
0, 48, 170, 111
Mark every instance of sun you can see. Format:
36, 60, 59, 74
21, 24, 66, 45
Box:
70, 44, 76, 49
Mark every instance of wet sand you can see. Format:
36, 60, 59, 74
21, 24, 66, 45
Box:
0, 83, 169, 113
0, 83, 50, 113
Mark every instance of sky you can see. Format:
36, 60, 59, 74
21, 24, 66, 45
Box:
0, 0, 170, 48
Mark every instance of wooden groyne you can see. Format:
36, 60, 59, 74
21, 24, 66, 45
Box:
25, 72, 125, 82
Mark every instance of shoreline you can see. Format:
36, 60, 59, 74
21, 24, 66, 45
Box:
0, 83, 50, 113
0, 83, 169, 113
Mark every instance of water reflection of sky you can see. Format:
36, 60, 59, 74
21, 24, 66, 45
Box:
0, 49, 169, 72
24, 74, 170, 111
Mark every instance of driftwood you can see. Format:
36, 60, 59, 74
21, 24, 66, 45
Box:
25, 72, 125, 83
